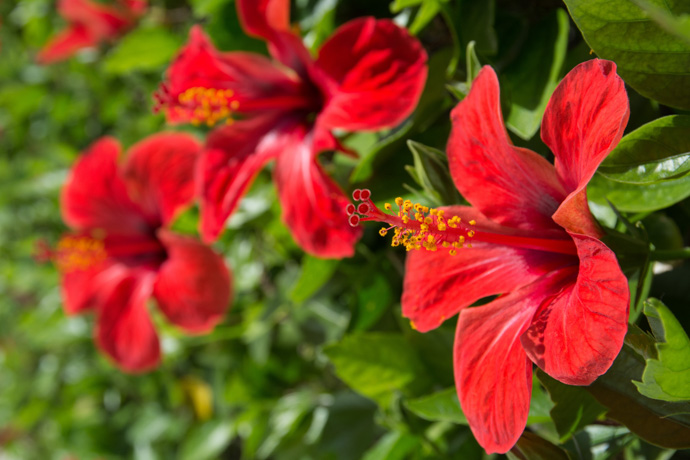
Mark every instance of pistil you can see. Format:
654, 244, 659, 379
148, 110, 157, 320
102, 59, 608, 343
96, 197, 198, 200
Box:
347, 189, 577, 256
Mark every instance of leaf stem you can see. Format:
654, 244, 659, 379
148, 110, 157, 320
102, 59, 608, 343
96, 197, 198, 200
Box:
650, 247, 690, 261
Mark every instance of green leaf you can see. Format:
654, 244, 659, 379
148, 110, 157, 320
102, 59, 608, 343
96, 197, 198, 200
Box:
362, 431, 421, 460
178, 420, 235, 460
504, 9, 569, 140
634, 299, 690, 402
409, 0, 442, 35
537, 370, 606, 441
631, 0, 690, 45
563, 0, 690, 109
406, 141, 461, 206
324, 333, 431, 406
456, 0, 498, 55
103, 27, 182, 74
508, 431, 570, 460
587, 170, 690, 212
585, 333, 690, 449
290, 255, 339, 303
598, 116, 690, 184
404, 387, 467, 424
350, 275, 393, 332
391, 0, 425, 11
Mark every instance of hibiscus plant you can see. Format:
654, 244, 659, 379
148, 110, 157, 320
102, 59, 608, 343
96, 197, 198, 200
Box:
2, 0, 690, 458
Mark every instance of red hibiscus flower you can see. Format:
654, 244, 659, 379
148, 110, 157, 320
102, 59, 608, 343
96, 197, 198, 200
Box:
38, 0, 146, 64
56, 133, 232, 373
348, 59, 630, 452
153, 0, 428, 258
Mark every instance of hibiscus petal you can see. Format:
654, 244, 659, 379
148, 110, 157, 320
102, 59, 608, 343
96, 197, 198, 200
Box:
156, 26, 311, 124
61, 137, 151, 233
273, 125, 361, 258
122, 132, 201, 227
37, 25, 97, 64
402, 206, 575, 332
546, 60, 629, 237
198, 115, 283, 242
95, 272, 160, 373
521, 233, 629, 385
153, 230, 232, 334
455, 289, 538, 453
315, 17, 427, 132
447, 66, 568, 232
236, 0, 290, 39
542, 59, 629, 193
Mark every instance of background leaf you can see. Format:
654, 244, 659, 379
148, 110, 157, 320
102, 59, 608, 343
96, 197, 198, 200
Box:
634, 298, 690, 402
563, 0, 690, 109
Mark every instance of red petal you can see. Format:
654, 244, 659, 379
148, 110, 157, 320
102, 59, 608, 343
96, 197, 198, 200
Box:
122, 132, 201, 226
153, 230, 232, 334
236, 0, 290, 39
542, 59, 629, 193
521, 234, 629, 385
156, 26, 311, 124
61, 137, 151, 233
455, 270, 573, 453
543, 60, 629, 237
273, 125, 361, 258
402, 206, 575, 332
198, 115, 283, 242
37, 25, 97, 64
95, 272, 160, 373
315, 18, 427, 131
447, 66, 567, 232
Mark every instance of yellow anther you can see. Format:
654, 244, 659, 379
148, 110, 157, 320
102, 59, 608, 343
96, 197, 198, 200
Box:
469, 219, 476, 225
438, 223, 447, 231
427, 235, 435, 243
442, 241, 450, 248
421, 206, 429, 213
437, 209, 445, 218
385, 203, 392, 211
414, 203, 422, 212
420, 223, 429, 233
415, 212, 424, 222
449, 249, 457, 256
379, 228, 388, 236
395, 197, 404, 207
430, 209, 438, 215
402, 215, 410, 224
403, 200, 413, 211
424, 216, 433, 225
468, 230, 475, 237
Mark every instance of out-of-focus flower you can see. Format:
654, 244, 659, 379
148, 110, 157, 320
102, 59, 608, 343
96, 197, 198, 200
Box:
154, 0, 428, 258
38, 0, 146, 64
57, 133, 232, 372
348, 59, 630, 453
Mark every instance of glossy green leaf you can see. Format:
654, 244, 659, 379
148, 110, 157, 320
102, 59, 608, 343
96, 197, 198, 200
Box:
537, 370, 606, 441
598, 116, 690, 184
290, 255, 339, 303
631, 0, 690, 44
103, 27, 182, 74
563, 0, 690, 109
587, 170, 690, 212
504, 9, 569, 140
586, 333, 690, 448
324, 333, 431, 406
508, 431, 570, 460
634, 299, 690, 402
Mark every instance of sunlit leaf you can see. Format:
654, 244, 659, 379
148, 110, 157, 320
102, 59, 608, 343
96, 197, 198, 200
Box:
634, 299, 690, 402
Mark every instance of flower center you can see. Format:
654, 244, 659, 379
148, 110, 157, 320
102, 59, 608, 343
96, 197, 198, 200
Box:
347, 189, 578, 256
175, 87, 240, 127
55, 235, 108, 272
